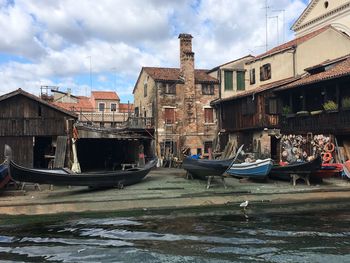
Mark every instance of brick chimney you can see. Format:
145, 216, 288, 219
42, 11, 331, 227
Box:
179, 33, 195, 93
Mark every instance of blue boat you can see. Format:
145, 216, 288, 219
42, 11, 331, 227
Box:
226, 158, 274, 179
0, 163, 10, 189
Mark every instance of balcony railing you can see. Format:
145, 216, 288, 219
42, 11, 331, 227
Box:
124, 117, 154, 129
280, 110, 350, 134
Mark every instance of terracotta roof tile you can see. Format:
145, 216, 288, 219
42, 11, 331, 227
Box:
143, 67, 219, 83
248, 25, 331, 62
119, 103, 134, 113
91, 91, 120, 100
53, 96, 94, 112
277, 55, 350, 91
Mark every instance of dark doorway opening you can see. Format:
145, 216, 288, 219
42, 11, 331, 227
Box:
76, 138, 154, 172
270, 136, 280, 161
33, 136, 53, 168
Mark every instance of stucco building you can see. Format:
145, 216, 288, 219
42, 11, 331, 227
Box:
52, 90, 133, 127
211, 0, 350, 159
133, 34, 219, 159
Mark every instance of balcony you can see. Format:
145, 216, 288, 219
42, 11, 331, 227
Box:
280, 110, 350, 134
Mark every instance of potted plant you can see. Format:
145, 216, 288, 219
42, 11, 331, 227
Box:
341, 97, 350, 110
323, 100, 338, 113
282, 105, 295, 118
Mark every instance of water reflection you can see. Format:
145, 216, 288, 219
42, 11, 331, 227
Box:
0, 210, 349, 262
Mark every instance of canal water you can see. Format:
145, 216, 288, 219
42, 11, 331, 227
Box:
0, 209, 349, 262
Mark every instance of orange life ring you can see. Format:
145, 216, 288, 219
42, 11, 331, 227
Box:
322, 152, 333, 162
324, 142, 335, 153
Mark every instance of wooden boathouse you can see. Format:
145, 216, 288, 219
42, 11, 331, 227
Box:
0, 89, 77, 168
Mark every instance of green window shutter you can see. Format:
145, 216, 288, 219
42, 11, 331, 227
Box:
224, 71, 233, 90
237, 71, 245, 91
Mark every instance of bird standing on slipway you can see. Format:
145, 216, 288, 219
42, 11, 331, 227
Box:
239, 200, 249, 219
239, 200, 249, 210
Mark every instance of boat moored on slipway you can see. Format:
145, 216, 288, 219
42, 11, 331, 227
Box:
226, 158, 274, 180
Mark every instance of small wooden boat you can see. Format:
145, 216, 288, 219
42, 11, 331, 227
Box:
269, 156, 322, 181
182, 145, 244, 180
9, 159, 157, 188
226, 158, 273, 179
0, 163, 11, 189
311, 163, 342, 179
182, 157, 235, 180
344, 161, 350, 179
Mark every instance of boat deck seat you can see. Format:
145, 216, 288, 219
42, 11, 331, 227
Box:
121, 163, 136, 170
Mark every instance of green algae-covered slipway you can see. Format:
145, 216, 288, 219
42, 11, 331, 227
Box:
0, 168, 350, 218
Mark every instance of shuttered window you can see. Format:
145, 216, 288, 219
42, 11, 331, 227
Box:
266, 97, 279, 115
250, 68, 255, 84
260, 63, 271, 81
202, 84, 214, 95
224, 71, 233, 90
164, 108, 175, 124
204, 108, 214, 123
237, 71, 245, 91
99, 103, 105, 112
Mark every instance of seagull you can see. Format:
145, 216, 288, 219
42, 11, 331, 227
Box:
239, 200, 249, 209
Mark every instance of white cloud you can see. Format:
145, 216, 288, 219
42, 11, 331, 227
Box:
0, 0, 307, 100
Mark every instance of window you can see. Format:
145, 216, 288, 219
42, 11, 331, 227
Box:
164, 108, 175, 124
135, 107, 139, 117
99, 122, 105, 127
250, 68, 256, 84
110, 103, 117, 112
98, 103, 105, 112
242, 97, 256, 115
224, 71, 233, 90
162, 83, 176, 94
204, 108, 214, 123
204, 141, 213, 154
260, 63, 271, 81
144, 83, 147, 97
202, 84, 214, 95
266, 97, 278, 115
237, 71, 245, 91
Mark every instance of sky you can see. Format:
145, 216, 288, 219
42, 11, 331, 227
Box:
0, 0, 309, 103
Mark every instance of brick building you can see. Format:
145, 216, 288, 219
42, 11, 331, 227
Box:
133, 34, 219, 159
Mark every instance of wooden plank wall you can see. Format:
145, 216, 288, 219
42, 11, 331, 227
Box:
0, 137, 33, 167
221, 94, 279, 131
0, 95, 68, 136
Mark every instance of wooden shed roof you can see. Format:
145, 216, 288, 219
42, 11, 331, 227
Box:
0, 89, 78, 118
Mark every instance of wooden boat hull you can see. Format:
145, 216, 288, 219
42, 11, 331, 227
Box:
311, 169, 341, 179
226, 159, 273, 179
0, 164, 10, 189
269, 156, 322, 181
182, 157, 234, 180
9, 159, 157, 188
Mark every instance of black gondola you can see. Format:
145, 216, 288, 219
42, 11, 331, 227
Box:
182, 145, 244, 179
182, 157, 234, 179
9, 159, 157, 188
269, 155, 322, 181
